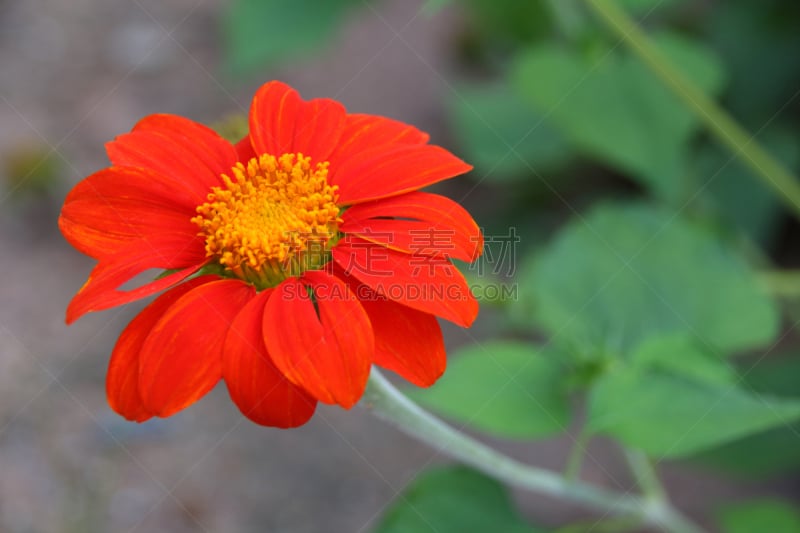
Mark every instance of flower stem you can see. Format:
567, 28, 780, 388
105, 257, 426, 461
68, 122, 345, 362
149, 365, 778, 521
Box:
584, 0, 800, 219
363, 369, 707, 533
563, 426, 590, 481
759, 270, 800, 298
624, 448, 666, 502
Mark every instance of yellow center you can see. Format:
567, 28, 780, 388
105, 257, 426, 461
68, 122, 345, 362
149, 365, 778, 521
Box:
192, 153, 341, 288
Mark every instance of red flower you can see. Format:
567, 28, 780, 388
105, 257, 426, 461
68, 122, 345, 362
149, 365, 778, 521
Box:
60, 81, 482, 428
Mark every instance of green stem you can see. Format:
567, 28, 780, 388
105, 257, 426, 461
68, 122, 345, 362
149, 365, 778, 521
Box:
563, 427, 591, 481
363, 369, 707, 533
584, 0, 800, 219
759, 270, 800, 298
554, 515, 644, 533
624, 448, 666, 502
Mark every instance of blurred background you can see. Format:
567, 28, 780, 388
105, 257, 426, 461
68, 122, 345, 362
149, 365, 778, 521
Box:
1, 0, 799, 531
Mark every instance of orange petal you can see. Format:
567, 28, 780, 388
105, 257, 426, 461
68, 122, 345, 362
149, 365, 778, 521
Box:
327, 114, 429, 169
59, 197, 199, 260
341, 218, 481, 262
235, 135, 256, 162
341, 191, 483, 262
359, 288, 446, 387
263, 274, 374, 408
63, 165, 200, 209
106, 116, 236, 203
106, 276, 214, 422
106, 132, 215, 204
293, 97, 347, 162
249, 81, 301, 156
223, 290, 317, 428
132, 113, 239, 177
139, 279, 256, 417
248, 81, 348, 162
65, 235, 206, 324
330, 144, 472, 205
59, 165, 202, 259
332, 236, 478, 327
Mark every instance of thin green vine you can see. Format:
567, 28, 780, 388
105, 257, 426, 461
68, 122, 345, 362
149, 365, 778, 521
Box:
585, 0, 800, 219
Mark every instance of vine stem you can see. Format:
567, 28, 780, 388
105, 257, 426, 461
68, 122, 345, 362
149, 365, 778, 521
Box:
363, 369, 707, 533
584, 0, 800, 219
563, 426, 590, 481
624, 448, 666, 502
759, 270, 800, 298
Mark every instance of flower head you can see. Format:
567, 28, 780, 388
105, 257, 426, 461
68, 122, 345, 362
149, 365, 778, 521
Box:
60, 81, 482, 427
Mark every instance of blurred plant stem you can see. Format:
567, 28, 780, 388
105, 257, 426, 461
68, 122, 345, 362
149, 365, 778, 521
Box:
584, 0, 800, 219
563, 426, 590, 481
759, 270, 800, 298
364, 369, 707, 533
624, 448, 666, 502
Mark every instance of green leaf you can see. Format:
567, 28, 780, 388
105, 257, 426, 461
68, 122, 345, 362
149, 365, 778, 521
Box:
718, 500, 800, 533
698, 127, 800, 246
374, 466, 540, 533
630, 334, 736, 386
709, 2, 800, 125
463, 0, 553, 48
4, 143, 62, 197
693, 354, 800, 477
513, 32, 725, 200
515, 203, 778, 357
615, 0, 685, 13
587, 366, 800, 458
410, 342, 570, 439
744, 354, 800, 398
223, 0, 356, 75
422, 0, 453, 15
696, 425, 800, 478
449, 83, 572, 182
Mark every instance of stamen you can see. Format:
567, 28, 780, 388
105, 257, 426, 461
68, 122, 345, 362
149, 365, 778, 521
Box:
192, 153, 340, 288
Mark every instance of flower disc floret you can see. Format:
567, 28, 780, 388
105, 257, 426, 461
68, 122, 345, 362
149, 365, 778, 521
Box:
192, 153, 341, 287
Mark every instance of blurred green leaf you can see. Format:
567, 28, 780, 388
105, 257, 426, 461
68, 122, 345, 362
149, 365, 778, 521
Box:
410, 342, 570, 439
515, 203, 778, 357
693, 354, 800, 477
374, 466, 540, 533
513, 32, 725, 200
462, 270, 519, 306
698, 426, 800, 479
449, 83, 572, 182
630, 334, 736, 386
546, 0, 683, 43
212, 113, 249, 144
697, 127, 799, 246
223, 0, 356, 75
717, 500, 800, 533
588, 366, 800, 457
744, 354, 800, 398
422, 0, 453, 16
709, 1, 800, 125
615, 0, 684, 13
463, 0, 552, 48
3, 143, 61, 197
